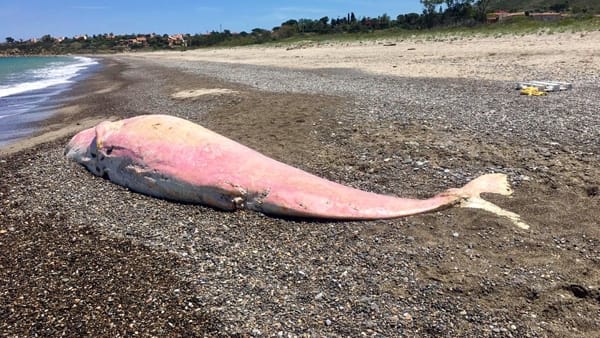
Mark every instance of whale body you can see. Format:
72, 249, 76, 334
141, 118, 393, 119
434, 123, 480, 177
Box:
65, 114, 527, 228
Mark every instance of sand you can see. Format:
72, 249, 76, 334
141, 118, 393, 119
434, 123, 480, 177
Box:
1, 31, 599, 336
171, 88, 239, 99
135, 31, 600, 81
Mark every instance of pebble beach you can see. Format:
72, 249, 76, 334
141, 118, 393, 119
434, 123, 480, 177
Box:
1, 32, 599, 336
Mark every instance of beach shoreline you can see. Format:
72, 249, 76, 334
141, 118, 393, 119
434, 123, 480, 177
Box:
0, 58, 124, 156
1, 32, 599, 336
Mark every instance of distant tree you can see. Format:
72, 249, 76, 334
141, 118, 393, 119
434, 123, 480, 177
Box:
549, 2, 568, 12
444, 0, 475, 24
275, 24, 297, 38
251, 28, 269, 35
282, 19, 298, 27
420, 0, 482, 26
298, 18, 317, 32
379, 13, 391, 28
251, 28, 271, 43
474, 0, 491, 22
421, 0, 444, 14
5, 37, 15, 44
317, 16, 331, 33
571, 5, 583, 14
279, 19, 299, 37
70, 41, 83, 50
396, 12, 422, 29
41, 34, 54, 43
421, 0, 444, 27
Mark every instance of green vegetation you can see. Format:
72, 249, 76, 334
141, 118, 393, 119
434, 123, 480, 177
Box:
488, 0, 600, 14
1, 0, 599, 56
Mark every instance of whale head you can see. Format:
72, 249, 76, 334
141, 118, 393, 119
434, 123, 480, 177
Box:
65, 126, 99, 171
65, 120, 123, 177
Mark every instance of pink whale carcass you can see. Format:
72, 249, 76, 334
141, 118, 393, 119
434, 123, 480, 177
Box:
65, 114, 528, 229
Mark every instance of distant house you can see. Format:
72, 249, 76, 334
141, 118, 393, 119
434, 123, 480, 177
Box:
74, 34, 88, 40
132, 36, 147, 45
486, 10, 511, 23
168, 34, 187, 47
123, 36, 149, 47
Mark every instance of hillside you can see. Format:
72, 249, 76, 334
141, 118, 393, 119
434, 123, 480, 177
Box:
488, 0, 600, 13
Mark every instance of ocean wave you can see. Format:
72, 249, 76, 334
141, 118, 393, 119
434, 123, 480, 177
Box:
0, 56, 98, 98
0, 112, 21, 120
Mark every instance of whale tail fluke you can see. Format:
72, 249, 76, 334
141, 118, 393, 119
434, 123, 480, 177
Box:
448, 174, 530, 230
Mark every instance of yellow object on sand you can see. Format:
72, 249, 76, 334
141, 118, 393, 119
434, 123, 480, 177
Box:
520, 86, 547, 96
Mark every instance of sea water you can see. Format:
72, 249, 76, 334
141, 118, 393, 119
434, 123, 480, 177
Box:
0, 56, 100, 147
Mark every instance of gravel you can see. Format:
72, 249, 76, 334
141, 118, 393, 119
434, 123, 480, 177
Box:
1, 56, 599, 336
168, 59, 600, 153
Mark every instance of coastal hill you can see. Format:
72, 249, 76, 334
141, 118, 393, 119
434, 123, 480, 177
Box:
1, 0, 599, 55
488, 0, 600, 13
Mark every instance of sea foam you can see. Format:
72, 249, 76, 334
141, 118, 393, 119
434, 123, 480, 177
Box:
0, 56, 98, 98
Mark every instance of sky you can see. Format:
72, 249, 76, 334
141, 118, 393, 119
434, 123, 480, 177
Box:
0, 0, 424, 40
